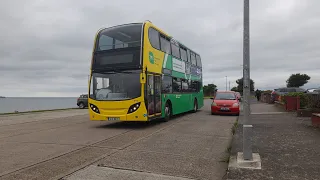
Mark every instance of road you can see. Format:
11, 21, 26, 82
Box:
0, 100, 237, 180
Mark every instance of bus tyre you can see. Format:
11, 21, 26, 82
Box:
79, 102, 85, 109
192, 99, 198, 113
164, 102, 171, 121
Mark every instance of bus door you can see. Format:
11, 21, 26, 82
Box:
147, 74, 162, 117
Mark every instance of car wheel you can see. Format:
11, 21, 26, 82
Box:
78, 102, 85, 109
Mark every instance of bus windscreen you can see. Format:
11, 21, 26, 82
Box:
96, 23, 142, 51
93, 23, 143, 69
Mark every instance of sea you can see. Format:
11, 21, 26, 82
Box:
0, 97, 78, 114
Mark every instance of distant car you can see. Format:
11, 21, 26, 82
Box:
271, 87, 306, 102
306, 88, 320, 93
306, 88, 320, 94
77, 94, 88, 109
210, 91, 240, 116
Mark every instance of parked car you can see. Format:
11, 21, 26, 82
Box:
306, 88, 320, 94
306, 88, 317, 93
77, 94, 88, 109
271, 87, 306, 102
210, 91, 240, 116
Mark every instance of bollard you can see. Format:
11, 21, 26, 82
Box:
243, 124, 253, 160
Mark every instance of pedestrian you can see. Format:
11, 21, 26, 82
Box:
255, 89, 261, 101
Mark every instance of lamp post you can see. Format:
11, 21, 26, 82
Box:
225, 76, 228, 91
243, 0, 253, 160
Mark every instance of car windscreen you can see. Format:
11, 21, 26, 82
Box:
215, 93, 236, 100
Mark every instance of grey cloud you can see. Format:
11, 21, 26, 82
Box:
0, 0, 320, 96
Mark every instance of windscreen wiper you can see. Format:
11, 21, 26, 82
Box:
113, 70, 133, 74
93, 70, 116, 74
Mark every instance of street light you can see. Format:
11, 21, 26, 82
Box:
225, 76, 228, 91
243, 0, 253, 160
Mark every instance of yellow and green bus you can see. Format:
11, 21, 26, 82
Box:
88, 21, 203, 122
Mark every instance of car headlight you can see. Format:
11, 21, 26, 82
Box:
127, 102, 141, 114
211, 102, 217, 106
232, 103, 239, 107
90, 104, 100, 114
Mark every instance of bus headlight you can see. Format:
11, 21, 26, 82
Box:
127, 102, 141, 114
90, 104, 100, 114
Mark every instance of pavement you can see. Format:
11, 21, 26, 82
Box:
0, 100, 237, 180
227, 100, 320, 180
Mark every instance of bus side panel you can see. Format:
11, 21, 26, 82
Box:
194, 92, 204, 109
162, 93, 196, 116
142, 22, 165, 74
198, 88, 204, 109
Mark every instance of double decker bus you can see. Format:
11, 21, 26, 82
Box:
88, 21, 203, 122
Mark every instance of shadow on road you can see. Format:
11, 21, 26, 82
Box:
94, 110, 201, 129
95, 120, 163, 129
211, 114, 239, 117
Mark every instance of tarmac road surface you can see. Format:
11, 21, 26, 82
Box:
0, 100, 237, 180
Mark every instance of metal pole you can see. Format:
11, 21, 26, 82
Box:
229, 81, 231, 91
225, 76, 228, 91
243, 0, 253, 160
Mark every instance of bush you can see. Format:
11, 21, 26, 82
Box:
262, 90, 272, 95
284, 92, 308, 108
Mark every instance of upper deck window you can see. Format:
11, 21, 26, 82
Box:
191, 52, 196, 65
196, 54, 202, 67
148, 27, 160, 50
97, 23, 142, 51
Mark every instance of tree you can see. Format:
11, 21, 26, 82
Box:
231, 87, 238, 91
286, 73, 311, 87
203, 83, 217, 96
236, 77, 255, 93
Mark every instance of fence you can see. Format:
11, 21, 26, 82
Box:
285, 96, 300, 111
306, 94, 320, 109
260, 93, 273, 104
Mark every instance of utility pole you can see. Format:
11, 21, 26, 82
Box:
243, 0, 253, 160
225, 76, 228, 91
229, 81, 231, 91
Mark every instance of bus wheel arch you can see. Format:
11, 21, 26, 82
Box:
193, 98, 198, 113
164, 100, 172, 121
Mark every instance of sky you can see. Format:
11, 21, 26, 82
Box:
1, 0, 319, 97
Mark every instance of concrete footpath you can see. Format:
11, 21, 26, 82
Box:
227, 101, 320, 180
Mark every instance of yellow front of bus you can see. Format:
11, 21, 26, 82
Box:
88, 23, 148, 122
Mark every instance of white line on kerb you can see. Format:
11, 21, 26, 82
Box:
251, 112, 288, 115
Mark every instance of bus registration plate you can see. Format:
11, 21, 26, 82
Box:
220, 107, 229, 111
108, 117, 120, 121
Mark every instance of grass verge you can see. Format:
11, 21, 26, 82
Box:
219, 116, 239, 163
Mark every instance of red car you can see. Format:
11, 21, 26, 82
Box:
211, 91, 240, 116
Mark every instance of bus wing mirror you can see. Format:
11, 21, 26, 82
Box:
140, 73, 146, 84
